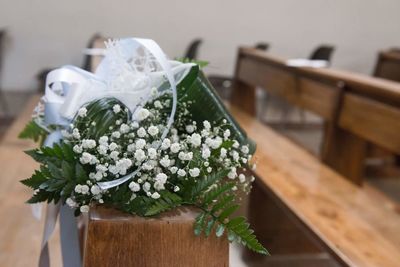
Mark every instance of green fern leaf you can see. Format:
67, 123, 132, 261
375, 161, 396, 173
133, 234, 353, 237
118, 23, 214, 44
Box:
19, 120, 48, 145
189, 169, 229, 200
144, 191, 182, 216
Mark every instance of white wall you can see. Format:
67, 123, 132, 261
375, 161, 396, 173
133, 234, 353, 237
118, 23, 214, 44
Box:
1, 0, 400, 91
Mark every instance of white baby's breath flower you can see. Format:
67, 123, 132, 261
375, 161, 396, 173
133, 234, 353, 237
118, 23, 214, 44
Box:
170, 166, 178, 174
80, 205, 90, 213
80, 185, 90, 194
238, 174, 246, 183
177, 169, 186, 177
227, 167, 237, 179
143, 182, 151, 192
91, 185, 101, 195
73, 145, 83, 154
241, 145, 249, 154
174, 186, 180, 192
74, 184, 82, 193
211, 138, 222, 149
189, 168, 200, 177
178, 152, 186, 161
161, 138, 171, 150
82, 139, 96, 149
80, 152, 93, 165
135, 108, 150, 121
185, 152, 193, 161
148, 125, 159, 136
112, 131, 121, 139
135, 139, 146, 149
129, 181, 140, 192
108, 142, 118, 151
223, 129, 231, 139
160, 156, 171, 168
127, 144, 136, 152
99, 136, 108, 145
78, 107, 87, 117
72, 128, 81, 139
151, 192, 160, 199
94, 171, 103, 181
66, 198, 77, 208
170, 143, 181, 153
137, 127, 147, 137
202, 147, 211, 159
207, 167, 212, 173
186, 125, 195, 133
134, 149, 146, 162
98, 145, 108, 155
203, 120, 211, 130
120, 123, 130, 134
220, 148, 227, 158
113, 104, 121, 113
232, 151, 240, 162
190, 133, 202, 147
154, 100, 163, 109
110, 151, 119, 161
147, 148, 157, 159
233, 140, 239, 149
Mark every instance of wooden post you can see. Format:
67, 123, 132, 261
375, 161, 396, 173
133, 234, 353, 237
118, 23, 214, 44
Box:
321, 82, 367, 185
83, 206, 229, 267
231, 49, 257, 116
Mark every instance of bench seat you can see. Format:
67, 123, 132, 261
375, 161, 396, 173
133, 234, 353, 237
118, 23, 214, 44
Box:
230, 105, 400, 267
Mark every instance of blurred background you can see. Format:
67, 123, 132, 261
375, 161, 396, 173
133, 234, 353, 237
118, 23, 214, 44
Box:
1, 1, 400, 266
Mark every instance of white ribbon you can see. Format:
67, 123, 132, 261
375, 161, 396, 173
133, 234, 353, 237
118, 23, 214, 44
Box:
37, 37, 195, 267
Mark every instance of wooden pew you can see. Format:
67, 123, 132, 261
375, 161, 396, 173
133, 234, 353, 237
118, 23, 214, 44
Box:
229, 105, 400, 267
232, 47, 400, 184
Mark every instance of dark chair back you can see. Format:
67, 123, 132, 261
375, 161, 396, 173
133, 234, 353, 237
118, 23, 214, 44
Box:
255, 42, 269, 51
309, 45, 335, 63
373, 48, 400, 82
184, 39, 202, 60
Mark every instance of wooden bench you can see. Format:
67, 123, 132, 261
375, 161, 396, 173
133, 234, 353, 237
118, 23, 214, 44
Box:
232, 47, 400, 184
229, 105, 400, 267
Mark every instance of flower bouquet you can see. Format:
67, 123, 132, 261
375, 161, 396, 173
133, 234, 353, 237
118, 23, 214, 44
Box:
20, 38, 267, 258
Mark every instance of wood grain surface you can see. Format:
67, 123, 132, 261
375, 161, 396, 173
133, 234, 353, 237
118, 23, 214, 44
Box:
84, 206, 228, 267
229, 105, 400, 267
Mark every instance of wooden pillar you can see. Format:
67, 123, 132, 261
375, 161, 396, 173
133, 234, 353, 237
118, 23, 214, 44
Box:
231, 50, 257, 116
83, 206, 229, 267
320, 82, 367, 185
321, 126, 367, 185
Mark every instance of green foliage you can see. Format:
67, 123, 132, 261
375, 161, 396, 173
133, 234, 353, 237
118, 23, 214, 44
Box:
20, 142, 82, 205
18, 120, 48, 145
75, 98, 130, 140
144, 191, 183, 216
178, 68, 256, 154
192, 182, 269, 255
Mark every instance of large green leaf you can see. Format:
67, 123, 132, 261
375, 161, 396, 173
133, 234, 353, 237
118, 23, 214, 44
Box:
179, 66, 256, 153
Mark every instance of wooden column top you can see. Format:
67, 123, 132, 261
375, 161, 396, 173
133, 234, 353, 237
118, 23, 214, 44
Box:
230, 104, 400, 267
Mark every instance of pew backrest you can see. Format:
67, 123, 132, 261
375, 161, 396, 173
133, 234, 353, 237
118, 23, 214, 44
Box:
231, 47, 400, 183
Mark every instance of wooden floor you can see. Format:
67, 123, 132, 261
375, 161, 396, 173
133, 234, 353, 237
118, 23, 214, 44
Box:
0, 96, 62, 267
